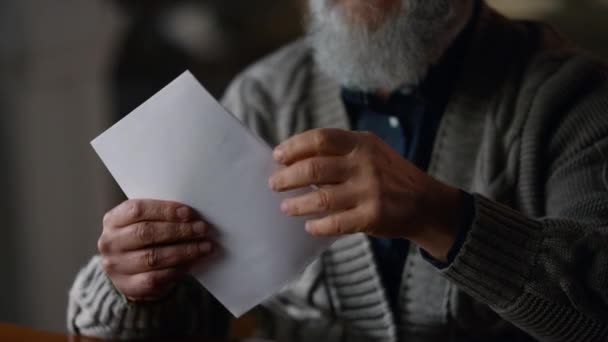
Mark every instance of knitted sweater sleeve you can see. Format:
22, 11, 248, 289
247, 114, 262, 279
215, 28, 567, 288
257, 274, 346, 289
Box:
67, 256, 230, 339
441, 57, 608, 341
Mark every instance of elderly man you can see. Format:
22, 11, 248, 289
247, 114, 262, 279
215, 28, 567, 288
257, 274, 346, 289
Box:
69, 0, 608, 341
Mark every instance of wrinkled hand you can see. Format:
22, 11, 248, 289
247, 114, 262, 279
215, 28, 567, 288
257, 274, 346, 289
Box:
269, 128, 461, 260
98, 200, 213, 301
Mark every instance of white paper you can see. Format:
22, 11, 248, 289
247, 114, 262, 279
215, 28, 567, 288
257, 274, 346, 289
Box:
91, 71, 336, 317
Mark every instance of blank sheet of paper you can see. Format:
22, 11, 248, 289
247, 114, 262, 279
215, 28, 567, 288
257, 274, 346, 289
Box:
91, 71, 336, 317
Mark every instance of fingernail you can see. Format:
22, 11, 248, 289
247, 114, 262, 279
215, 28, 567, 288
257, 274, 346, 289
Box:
273, 148, 284, 162
199, 242, 212, 253
280, 201, 289, 214
268, 177, 276, 191
177, 207, 190, 220
193, 221, 207, 235
305, 222, 313, 234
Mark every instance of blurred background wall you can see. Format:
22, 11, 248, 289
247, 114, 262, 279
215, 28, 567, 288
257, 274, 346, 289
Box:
487, 0, 608, 57
0, 0, 607, 333
0, 0, 119, 331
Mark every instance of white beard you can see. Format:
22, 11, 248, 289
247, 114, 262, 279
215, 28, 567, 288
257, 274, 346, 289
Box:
307, 0, 467, 92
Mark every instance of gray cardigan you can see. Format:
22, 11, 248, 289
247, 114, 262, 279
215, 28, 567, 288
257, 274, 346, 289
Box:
68, 4, 608, 341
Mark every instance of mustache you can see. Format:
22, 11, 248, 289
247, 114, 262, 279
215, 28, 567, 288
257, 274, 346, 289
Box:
308, 0, 454, 34
309, 0, 401, 25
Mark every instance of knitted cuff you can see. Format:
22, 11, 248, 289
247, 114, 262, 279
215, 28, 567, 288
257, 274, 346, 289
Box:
441, 194, 544, 309
68, 256, 229, 340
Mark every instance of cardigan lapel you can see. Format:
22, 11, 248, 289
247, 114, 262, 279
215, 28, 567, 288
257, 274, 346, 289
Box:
403, 2, 533, 336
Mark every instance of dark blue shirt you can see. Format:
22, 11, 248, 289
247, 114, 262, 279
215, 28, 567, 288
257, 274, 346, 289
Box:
341, 88, 434, 311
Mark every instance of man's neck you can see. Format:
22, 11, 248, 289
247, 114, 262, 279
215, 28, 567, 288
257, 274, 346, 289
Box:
428, 0, 476, 69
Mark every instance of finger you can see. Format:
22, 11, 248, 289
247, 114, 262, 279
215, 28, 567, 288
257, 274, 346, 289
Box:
269, 156, 351, 192
305, 209, 368, 236
280, 185, 358, 217
104, 240, 213, 275
107, 220, 208, 252
119, 268, 187, 300
274, 129, 357, 165
104, 199, 196, 228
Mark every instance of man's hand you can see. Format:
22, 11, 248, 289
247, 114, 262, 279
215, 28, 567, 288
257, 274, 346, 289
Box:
98, 200, 213, 301
268, 128, 462, 261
